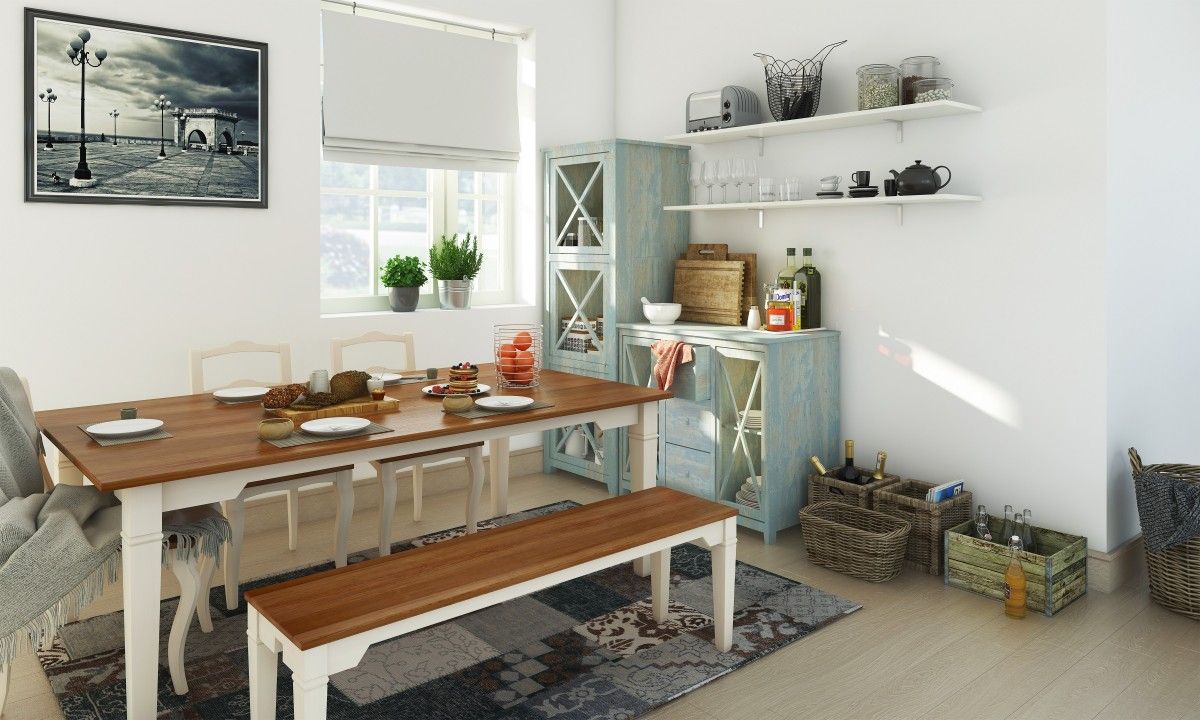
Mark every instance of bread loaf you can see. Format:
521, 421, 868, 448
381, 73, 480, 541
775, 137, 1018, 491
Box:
262, 383, 307, 409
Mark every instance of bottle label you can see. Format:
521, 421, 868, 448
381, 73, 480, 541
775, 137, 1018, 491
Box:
768, 314, 787, 327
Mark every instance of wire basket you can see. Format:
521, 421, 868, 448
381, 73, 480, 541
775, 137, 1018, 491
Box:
755, 41, 846, 121
494, 323, 542, 389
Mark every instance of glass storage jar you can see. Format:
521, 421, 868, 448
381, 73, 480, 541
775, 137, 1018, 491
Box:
900, 56, 942, 104
912, 77, 954, 103
857, 64, 900, 110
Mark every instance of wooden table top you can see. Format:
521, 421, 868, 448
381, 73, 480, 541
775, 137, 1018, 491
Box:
245, 486, 735, 650
36, 366, 670, 492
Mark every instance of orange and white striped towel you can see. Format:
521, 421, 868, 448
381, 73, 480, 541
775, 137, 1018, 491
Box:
649, 340, 694, 391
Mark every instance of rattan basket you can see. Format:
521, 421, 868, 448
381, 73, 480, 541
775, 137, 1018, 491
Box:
1130, 448, 1200, 619
874, 480, 973, 575
808, 471, 899, 510
798, 501, 911, 582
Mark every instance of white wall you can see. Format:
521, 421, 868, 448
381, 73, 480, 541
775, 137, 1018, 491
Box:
615, 0, 1113, 547
2, 0, 615, 447
1106, 1, 1200, 549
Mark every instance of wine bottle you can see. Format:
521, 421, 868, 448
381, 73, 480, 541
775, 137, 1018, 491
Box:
839, 440, 860, 483
776, 247, 797, 290
872, 450, 888, 481
794, 247, 822, 329
809, 455, 828, 476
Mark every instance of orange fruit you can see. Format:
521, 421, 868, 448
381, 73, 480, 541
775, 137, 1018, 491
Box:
498, 343, 518, 360
510, 370, 534, 384
498, 361, 518, 377
514, 350, 534, 369
513, 331, 533, 351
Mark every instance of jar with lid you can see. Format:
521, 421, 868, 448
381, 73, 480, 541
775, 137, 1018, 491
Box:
900, 55, 942, 104
857, 64, 899, 110
912, 77, 954, 103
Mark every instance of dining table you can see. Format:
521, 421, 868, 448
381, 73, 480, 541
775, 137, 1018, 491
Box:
35, 366, 670, 720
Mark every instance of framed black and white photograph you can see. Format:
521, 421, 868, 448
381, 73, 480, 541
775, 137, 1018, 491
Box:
24, 8, 268, 207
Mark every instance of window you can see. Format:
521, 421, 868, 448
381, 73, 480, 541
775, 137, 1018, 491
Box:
320, 162, 514, 313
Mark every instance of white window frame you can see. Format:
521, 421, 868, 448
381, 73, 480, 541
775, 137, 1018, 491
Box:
320, 166, 515, 314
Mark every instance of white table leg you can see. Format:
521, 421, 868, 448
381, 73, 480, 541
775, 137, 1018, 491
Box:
411, 463, 423, 522
221, 498, 245, 610
286, 488, 300, 551
292, 649, 330, 720
651, 548, 671, 623
378, 461, 397, 556
489, 437, 510, 518
333, 470, 354, 568
711, 518, 737, 653
247, 609, 278, 720
629, 401, 659, 576
466, 446, 484, 533
117, 484, 164, 720
167, 551, 199, 695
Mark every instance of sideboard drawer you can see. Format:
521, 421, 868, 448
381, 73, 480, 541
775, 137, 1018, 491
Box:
669, 345, 711, 402
662, 399, 716, 452
662, 442, 715, 500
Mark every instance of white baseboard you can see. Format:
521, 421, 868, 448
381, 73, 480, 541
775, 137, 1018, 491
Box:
1088, 535, 1146, 593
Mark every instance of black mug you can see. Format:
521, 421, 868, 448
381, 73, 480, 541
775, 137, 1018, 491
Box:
851, 170, 871, 187
884, 178, 898, 197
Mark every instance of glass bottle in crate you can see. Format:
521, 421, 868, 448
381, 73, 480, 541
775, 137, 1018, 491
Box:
1001, 504, 1015, 544
1021, 509, 1035, 553
975, 505, 992, 541
1004, 534, 1027, 619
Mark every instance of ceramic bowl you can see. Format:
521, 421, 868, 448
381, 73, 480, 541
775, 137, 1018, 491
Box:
258, 417, 294, 441
642, 302, 682, 325
442, 394, 475, 413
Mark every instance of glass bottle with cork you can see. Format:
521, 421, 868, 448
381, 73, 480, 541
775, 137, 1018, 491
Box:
766, 249, 797, 332
1003, 533, 1027, 619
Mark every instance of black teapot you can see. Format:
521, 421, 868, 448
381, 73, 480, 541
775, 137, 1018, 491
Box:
889, 160, 951, 195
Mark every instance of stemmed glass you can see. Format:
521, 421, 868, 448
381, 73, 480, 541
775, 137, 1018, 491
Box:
702, 161, 717, 204
716, 159, 732, 203
731, 158, 747, 204
745, 159, 759, 202
689, 161, 705, 205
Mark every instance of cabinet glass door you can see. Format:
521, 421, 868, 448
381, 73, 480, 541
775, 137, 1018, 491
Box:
547, 260, 610, 372
549, 152, 609, 256
714, 347, 765, 518
548, 423, 611, 487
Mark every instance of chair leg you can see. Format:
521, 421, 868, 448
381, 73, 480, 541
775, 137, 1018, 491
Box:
0, 662, 9, 718
221, 499, 245, 611
286, 488, 300, 551
465, 448, 484, 534
196, 552, 217, 633
333, 470, 354, 568
167, 551, 201, 695
411, 463, 423, 522
378, 461, 397, 556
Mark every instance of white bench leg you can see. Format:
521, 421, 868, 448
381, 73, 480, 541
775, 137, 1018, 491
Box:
247, 609, 278, 720
333, 470, 354, 568
711, 521, 737, 653
651, 548, 671, 623
378, 461, 398, 556
167, 551, 200, 695
287, 488, 300, 551
292, 649, 330, 720
196, 551, 217, 633
412, 463, 423, 522
466, 446, 484, 534
489, 437, 510, 518
222, 498, 245, 610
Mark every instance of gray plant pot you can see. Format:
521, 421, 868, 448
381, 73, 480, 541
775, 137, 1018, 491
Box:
437, 279, 473, 309
387, 286, 420, 312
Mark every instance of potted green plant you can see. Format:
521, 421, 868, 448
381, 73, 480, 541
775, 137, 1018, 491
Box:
428, 232, 484, 309
380, 255, 427, 312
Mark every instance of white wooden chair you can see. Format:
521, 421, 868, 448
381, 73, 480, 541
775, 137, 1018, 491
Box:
190, 341, 355, 610
330, 331, 484, 554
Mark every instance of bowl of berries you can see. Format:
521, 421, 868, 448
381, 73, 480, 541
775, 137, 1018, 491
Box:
494, 324, 541, 388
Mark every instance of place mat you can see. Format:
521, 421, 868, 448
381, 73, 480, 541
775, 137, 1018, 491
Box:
78, 423, 173, 447
452, 400, 554, 419
266, 421, 394, 448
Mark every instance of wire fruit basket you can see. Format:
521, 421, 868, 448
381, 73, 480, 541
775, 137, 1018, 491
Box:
494, 323, 542, 389
755, 41, 846, 121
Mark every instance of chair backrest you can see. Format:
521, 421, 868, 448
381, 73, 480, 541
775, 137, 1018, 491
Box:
330, 331, 416, 375
190, 340, 292, 393
17, 376, 57, 491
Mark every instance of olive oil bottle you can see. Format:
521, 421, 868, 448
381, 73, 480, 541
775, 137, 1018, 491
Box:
794, 248, 822, 328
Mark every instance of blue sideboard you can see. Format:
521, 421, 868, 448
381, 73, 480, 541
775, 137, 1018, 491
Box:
617, 322, 840, 544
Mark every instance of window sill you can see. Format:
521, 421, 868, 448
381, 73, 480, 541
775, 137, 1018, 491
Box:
320, 303, 536, 320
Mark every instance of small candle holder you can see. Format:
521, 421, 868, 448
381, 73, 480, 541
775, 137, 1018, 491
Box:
309, 370, 330, 394
120, 407, 137, 419
367, 376, 386, 401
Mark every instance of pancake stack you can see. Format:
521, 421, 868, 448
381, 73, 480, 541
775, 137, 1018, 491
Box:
447, 362, 479, 393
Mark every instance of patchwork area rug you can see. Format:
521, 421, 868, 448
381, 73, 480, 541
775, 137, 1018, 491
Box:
37, 501, 860, 719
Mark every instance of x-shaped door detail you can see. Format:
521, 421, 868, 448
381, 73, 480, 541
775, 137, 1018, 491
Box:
553, 162, 604, 248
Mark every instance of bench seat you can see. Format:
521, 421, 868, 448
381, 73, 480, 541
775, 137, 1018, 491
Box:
245, 486, 738, 720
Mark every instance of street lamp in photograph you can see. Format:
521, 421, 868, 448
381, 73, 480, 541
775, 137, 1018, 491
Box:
108, 109, 119, 145
65, 29, 107, 187
37, 88, 57, 150
153, 95, 172, 159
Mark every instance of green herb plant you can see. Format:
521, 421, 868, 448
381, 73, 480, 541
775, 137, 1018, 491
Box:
380, 255, 428, 288
428, 233, 485, 281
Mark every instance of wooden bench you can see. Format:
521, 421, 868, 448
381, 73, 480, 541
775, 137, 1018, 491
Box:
244, 487, 738, 720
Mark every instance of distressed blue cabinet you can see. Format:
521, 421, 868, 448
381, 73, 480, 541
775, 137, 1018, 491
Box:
618, 322, 840, 544
542, 140, 690, 489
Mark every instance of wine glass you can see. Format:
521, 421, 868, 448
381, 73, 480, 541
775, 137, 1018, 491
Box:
716, 159, 732, 203
702, 161, 717, 204
731, 158, 747, 204
745, 159, 758, 202
689, 161, 704, 204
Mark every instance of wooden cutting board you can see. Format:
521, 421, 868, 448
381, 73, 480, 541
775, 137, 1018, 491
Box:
267, 396, 400, 424
673, 260, 744, 326
685, 243, 728, 261
728, 252, 758, 321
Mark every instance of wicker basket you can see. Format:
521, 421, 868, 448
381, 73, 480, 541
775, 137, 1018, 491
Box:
1130, 448, 1200, 619
808, 471, 899, 510
798, 501, 912, 582
874, 480, 973, 575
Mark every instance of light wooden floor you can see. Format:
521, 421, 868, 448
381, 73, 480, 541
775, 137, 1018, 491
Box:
6, 471, 1193, 720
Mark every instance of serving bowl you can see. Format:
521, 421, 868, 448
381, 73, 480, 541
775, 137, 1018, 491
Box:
642, 302, 682, 325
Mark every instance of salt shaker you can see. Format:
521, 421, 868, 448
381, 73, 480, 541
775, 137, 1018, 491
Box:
746, 306, 762, 331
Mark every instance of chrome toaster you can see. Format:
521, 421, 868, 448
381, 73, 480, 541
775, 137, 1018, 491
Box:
686, 86, 761, 133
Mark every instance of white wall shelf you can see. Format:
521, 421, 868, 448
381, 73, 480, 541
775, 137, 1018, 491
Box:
664, 193, 982, 227
666, 100, 982, 148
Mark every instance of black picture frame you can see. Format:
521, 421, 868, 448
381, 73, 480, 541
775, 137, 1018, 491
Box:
24, 7, 268, 208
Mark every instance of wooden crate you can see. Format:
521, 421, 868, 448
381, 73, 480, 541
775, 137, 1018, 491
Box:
808, 472, 900, 510
944, 518, 1088, 616
266, 396, 399, 424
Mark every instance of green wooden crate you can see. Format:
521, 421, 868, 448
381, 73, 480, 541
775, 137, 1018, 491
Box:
944, 517, 1087, 617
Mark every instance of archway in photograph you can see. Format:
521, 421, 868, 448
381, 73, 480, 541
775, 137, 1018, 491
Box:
186, 129, 207, 148
219, 130, 235, 153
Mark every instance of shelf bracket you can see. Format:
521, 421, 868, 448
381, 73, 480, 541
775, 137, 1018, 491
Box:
896, 205, 904, 226
890, 120, 904, 143
757, 137, 765, 157
757, 209, 764, 229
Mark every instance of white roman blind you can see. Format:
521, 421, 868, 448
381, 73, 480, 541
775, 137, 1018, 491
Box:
321, 10, 520, 171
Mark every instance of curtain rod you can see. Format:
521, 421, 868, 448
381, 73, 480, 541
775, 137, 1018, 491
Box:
323, 0, 528, 40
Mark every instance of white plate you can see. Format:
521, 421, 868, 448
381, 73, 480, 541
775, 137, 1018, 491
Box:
86, 419, 165, 439
421, 383, 491, 397
300, 417, 371, 437
213, 386, 270, 403
475, 396, 534, 412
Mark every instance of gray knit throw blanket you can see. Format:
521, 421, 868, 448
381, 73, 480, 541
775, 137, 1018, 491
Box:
0, 368, 231, 664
